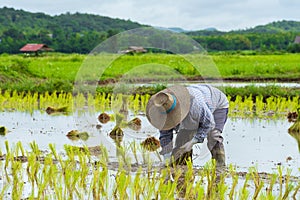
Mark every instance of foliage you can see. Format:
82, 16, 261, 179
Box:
0, 141, 299, 199
0, 53, 299, 96
0, 7, 145, 54
0, 7, 300, 53
191, 32, 298, 52
0, 89, 298, 120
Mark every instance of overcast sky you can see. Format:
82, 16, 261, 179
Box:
1, 0, 300, 31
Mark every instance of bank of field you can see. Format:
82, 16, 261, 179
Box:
0, 53, 299, 93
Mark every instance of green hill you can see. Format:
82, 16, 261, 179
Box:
0, 7, 145, 34
187, 20, 300, 36
239, 20, 300, 33
0, 7, 300, 53
0, 7, 146, 53
186, 20, 300, 52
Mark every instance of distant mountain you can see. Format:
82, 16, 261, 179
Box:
0, 7, 299, 53
0, 7, 147, 53
237, 20, 300, 33
153, 26, 189, 33
187, 20, 300, 36
0, 7, 146, 35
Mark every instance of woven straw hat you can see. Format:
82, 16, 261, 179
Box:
146, 85, 190, 130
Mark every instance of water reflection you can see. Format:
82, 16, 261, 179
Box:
0, 110, 299, 174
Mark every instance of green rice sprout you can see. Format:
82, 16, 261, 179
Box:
266, 173, 277, 198
238, 173, 250, 199
26, 151, 40, 196
183, 160, 197, 199
114, 169, 131, 199
11, 160, 24, 200
278, 165, 283, 198
90, 161, 108, 199
130, 141, 139, 164
49, 143, 58, 160
29, 141, 41, 157
216, 171, 228, 200
292, 182, 300, 199
132, 167, 145, 200
250, 166, 264, 199
229, 164, 239, 199
282, 168, 294, 199
4, 140, 11, 183
16, 141, 25, 157
203, 160, 217, 199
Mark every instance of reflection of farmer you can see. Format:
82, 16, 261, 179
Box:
146, 84, 229, 173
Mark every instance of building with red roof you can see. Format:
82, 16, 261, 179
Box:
20, 44, 53, 55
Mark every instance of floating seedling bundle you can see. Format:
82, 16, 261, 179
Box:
0, 126, 7, 135
288, 108, 300, 133
46, 106, 69, 115
66, 130, 89, 141
288, 108, 300, 152
140, 136, 160, 152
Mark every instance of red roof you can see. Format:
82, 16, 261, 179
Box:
20, 44, 53, 52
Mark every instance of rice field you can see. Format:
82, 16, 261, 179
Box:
0, 91, 299, 199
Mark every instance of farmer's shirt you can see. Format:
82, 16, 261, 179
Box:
159, 84, 229, 154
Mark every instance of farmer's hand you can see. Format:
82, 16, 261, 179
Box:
163, 152, 172, 162
180, 137, 198, 153
160, 152, 172, 167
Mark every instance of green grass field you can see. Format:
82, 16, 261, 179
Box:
0, 53, 299, 93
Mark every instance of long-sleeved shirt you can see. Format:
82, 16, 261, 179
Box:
159, 84, 229, 154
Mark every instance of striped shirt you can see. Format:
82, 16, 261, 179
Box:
159, 84, 229, 154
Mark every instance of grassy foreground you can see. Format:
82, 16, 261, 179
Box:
0, 53, 299, 94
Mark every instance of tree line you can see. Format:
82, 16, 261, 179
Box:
190, 32, 300, 52
0, 7, 300, 54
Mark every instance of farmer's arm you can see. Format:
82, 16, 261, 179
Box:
193, 103, 215, 143
159, 129, 174, 155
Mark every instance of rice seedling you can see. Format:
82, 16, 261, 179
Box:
0, 87, 298, 120
98, 112, 111, 124
45, 106, 69, 115
238, 173, 250, 199
229, 165, 239, 199
90, 160, 109, 199
140, 136, 160, 152
0, 140, 298, 199
249, 166, 265, 199
288, 108, 300, 133
0, 126, 8, 135
265, 173, 278, 199
66, 130, 90, 141
127, 117, 142, 131
282, 169, 294, 200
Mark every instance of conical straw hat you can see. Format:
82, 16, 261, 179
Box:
146, 85, 190, 130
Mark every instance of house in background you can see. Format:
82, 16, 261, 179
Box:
294, 36, 300, 44
118, 46, 147, 54
20, 44, 53, 55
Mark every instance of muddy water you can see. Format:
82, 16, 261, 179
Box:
0, 111, 299, 175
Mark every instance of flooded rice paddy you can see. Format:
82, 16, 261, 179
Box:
0, 101, 299, 199
0, 110, 299, 175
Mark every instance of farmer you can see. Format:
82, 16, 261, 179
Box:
146, 84, 229, 173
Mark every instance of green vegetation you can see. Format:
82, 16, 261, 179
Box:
0, 7, 300, 54
0, 53, 299, 95
0, 90, 298, 119
214, 54, 300, 79
0, 141, 298, 199
0, 7, 145, 53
